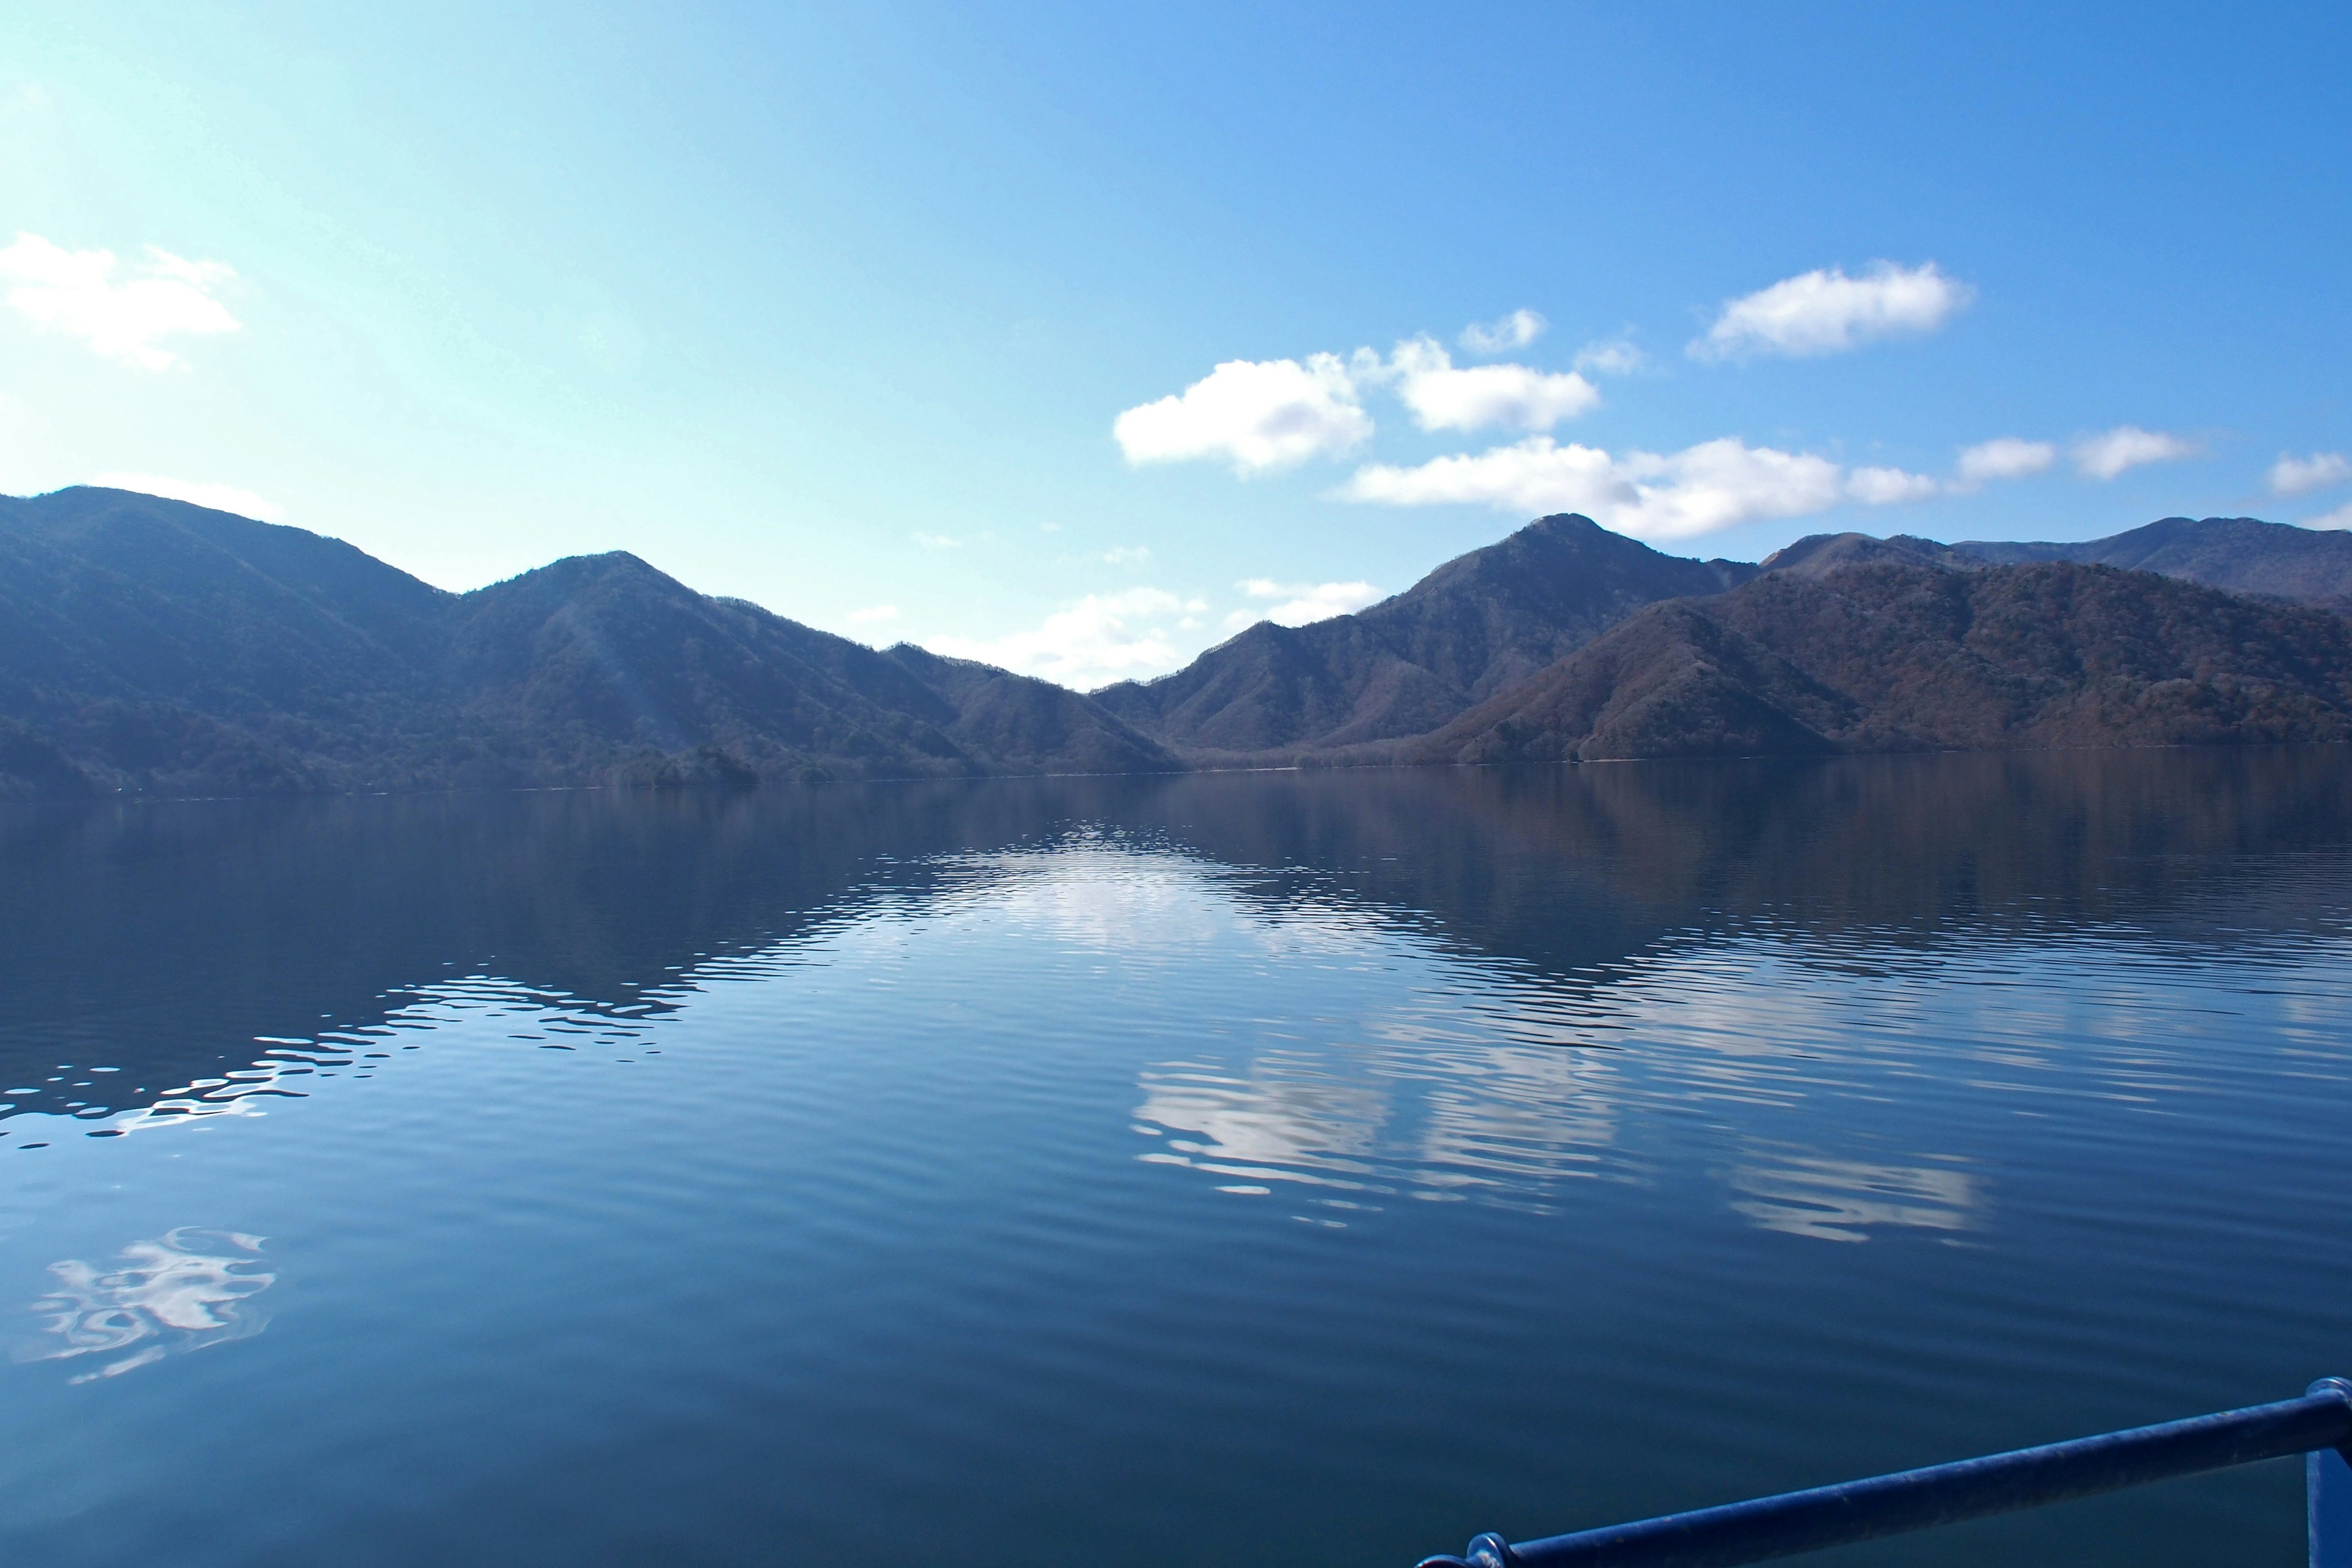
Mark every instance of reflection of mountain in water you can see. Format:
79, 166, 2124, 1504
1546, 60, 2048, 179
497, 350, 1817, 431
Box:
2, 748, 2348, 1132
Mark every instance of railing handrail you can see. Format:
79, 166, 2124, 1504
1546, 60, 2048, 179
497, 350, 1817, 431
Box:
1416, 1379, 2352, 1568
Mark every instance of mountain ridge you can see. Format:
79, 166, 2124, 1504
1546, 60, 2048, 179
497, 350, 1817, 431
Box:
1093, 513, 1757, 756
4, 488, 2348, 799
0, 488, 1178, 797
1409, 559, 2352, 763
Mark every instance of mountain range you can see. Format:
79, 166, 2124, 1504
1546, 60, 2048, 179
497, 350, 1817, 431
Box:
0, 486, 1174, 797
2, 485, 2348, 798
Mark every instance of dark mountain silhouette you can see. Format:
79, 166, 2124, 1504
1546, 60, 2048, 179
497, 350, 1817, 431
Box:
0, 488, 1175, 797
1412, 560, 2352, 762
9, 489, 2349, 798
1091, 513, 1755, 757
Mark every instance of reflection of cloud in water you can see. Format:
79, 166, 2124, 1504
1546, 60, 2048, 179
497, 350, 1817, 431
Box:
1730, 1154, 1980, 1243
19, 1228, 274, 1381
1134, 1058, 1386, 1188
1415, 1069, 1615, 1187
958, 840, 1235, 954
1134, 1040, 1619, 1202
1364, 998, 1622, 1187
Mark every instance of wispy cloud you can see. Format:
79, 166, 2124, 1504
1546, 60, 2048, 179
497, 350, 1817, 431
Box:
1343, 435, 1853, 540
2269, 451, 2350, 497
2306, 499, 2352, 531
1227, 578, 1383, 630
847, 603, 899, 624
927, 587, 1204, 689
1114, 355, 1371, 473
94, 473, 281, 520
1694, 262, 1973, 360
1845, 466, 1940, 505
2073, 425, 2198, 480
1573, 338, 1644, 375
0, 233, 240, 371
1954, 437, 2057, 488
1360, 338, 1598, 434
1458, 308, 1546, 354
1102, 545, 1153, 566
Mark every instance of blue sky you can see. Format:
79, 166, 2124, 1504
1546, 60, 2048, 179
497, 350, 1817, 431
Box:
4, 3, 2348, 687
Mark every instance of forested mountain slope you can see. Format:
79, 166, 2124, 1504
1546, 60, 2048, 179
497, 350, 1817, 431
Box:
1091, 513, 1755, 755
1412, 561, 2352, 763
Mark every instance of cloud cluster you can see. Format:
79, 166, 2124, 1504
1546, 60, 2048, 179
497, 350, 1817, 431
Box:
1694, 262, 1972, 360
93, 473, 281, 520
2269, 451, 2350, 497
0, 233, 240, 371
1229, 578, 1383, 629
2071, 424, 2197, 480
1344, 436, 1850, 540
1112, 272, 2241, 548
929, 587, 1205, 689
1365, 338, 1599, 433
1114, 323, 1604, 473
1113, 354, 1371, 474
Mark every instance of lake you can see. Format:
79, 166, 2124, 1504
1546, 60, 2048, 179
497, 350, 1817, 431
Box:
2, 749, 2350, 1567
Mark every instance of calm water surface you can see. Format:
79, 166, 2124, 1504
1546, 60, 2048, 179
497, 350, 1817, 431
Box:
2, 752, 2350, 1566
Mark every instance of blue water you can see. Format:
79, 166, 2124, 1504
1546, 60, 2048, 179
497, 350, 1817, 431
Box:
2, 750, 2350, 1566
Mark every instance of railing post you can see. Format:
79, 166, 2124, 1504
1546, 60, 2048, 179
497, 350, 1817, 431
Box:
2312, 1380, 2352, 1568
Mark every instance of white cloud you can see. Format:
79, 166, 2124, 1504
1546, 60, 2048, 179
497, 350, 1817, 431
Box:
2269, 451, 2350, 497
1362, 337, 1599, 434
1102, 545, 1153, 565
1114, 354, 1371, 473
1954, 437, 2057, 488
2307, 499, 2352, 531
94, 473, 281, 520
0, 233, 240, 371
1459, 308, 1546, 353
928, 586, 1190, 689
1846, 466, 1940, 505
2073, 425, 2198, 480
1343, 435, 1850, 540
913, 530, 965, 549
1694, 261, 1973, 360
847, 603, 899, 624
1573, 338, 1644, 375
1230, 578, 1384, 628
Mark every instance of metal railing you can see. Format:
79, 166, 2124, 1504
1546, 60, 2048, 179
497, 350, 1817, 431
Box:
1416, 1378, 2352, 1568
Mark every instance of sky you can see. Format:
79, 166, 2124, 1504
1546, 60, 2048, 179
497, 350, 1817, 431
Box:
4, 3, 2348, 689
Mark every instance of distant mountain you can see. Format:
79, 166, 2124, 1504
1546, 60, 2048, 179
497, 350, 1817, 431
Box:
1947, 516, 2352, 611
1092, 513, 1755, 757
0, 488, 1175, 797
1757, 532, 1978, 577
1412, 560, 2352, 763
